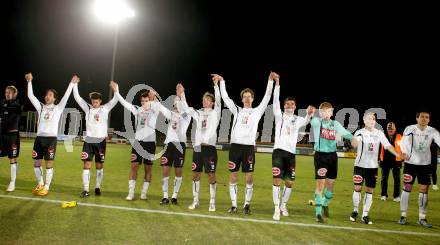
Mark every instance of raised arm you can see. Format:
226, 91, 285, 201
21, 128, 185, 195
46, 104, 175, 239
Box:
215, 74, 238, 116
111, 81, 137, 115
213, 80, 221, 118
25, 73, 42, 112
57, 76, 76, 109
255, 72, 275, 115
299, 106, 316, 127
103, 81, 118, 111
72, 79, 90, 113
273, 80, 282, 117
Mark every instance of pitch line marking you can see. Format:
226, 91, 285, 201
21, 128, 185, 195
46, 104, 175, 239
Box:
1, 194, 439, 237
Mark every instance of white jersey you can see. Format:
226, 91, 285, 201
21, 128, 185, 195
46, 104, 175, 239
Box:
400, 125, 440, 166
27, 81, 74, 137
354, 128, 391, 168
73, 84, 118, 139
220, 79, 273, 146
273, 85, 310, 154
158, 94, 191, 144
115, 91, 160, 142
185, 85, 221, 147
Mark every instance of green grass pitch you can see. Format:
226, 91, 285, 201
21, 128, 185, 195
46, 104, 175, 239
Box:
0, 140, 439, 244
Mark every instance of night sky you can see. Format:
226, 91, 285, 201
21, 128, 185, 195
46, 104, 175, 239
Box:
2, 0, 438, 133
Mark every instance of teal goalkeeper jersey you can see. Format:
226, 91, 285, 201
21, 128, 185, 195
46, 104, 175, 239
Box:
310, 117, 353, 153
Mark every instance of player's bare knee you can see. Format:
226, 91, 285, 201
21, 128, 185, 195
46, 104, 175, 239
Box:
403, 183, 413, 192
192, 173, 201, 181
208, 173, 216, 184
354, 185, 362, 192
419, 185, 429, 193
33, 160, 41, 167
365, 187, 374, 193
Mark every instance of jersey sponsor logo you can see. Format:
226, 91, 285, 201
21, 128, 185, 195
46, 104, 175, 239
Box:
353, 174, 363, 184
403, 174, 413, 183
32, 150, 38, 158
131, 154, 137, 161
320, 127, 336, 140
272, 167, 281, 176
317, 168, 327, 177
202, 119, 208, 129
94, 113, 100, 122
191, 162, 197, 171
228, 161, 236, 170
172, 121, 178, 130
160, 157, 168, 165
81, 152, 89, 160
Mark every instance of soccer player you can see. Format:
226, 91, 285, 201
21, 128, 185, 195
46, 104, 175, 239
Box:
430, 143, 438, 191
271, 73, 315, 220
310, 102, 357, 222
0, 85, 22, 192
73, 78, 118, 198
350, 112, 400, 225
184, 76, 221, 211
218, 72, 274, 214
26, 72, 75, 196
111, 81, 160, 200
399, 110, 440, 228
158, 83, 192, 205
380, 122, 403, 202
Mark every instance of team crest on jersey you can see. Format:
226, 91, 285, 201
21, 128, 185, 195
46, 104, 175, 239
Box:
172, 121, 178, 130
228, 161, 236, 170
94, 113, 100, 122
242, 116, 249, 124
353, 175, 363, 184
317, 168, 327, 177
403, 174, 413, 183
272, 167, 281, 176
81, 152, 89, 160
32, 150, 38, 158
191, 162, 197, 170
131, 154, 137, 161
160, 157, 168, 165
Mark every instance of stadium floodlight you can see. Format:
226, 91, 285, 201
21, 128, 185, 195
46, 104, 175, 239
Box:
94, 0, 135, 24
93, 0, 135, 126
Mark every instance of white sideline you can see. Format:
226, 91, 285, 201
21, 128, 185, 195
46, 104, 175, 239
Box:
1, 194, 439, 237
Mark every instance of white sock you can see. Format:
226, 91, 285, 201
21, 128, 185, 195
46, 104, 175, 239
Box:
10, 163, 17, 183
229, 183, 237, 207
281, 186, 292, 209
162, 177, 169, 198
362, 192, 373, 217
141, 181, 150, 195
44, 168, 54, 190
96, 169, 104, 188
273, 185, 280, 208
192, 180, 200, 203
353, 190, 361, 213
34, 166, 44, 185
172, 177, 183, 199
418, 192, 428, 220
400, 190, 410, 217
128, 179, 136, 192
210, 182, 216, 204
82, 169, 90, 192
245, 184, 253, 205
